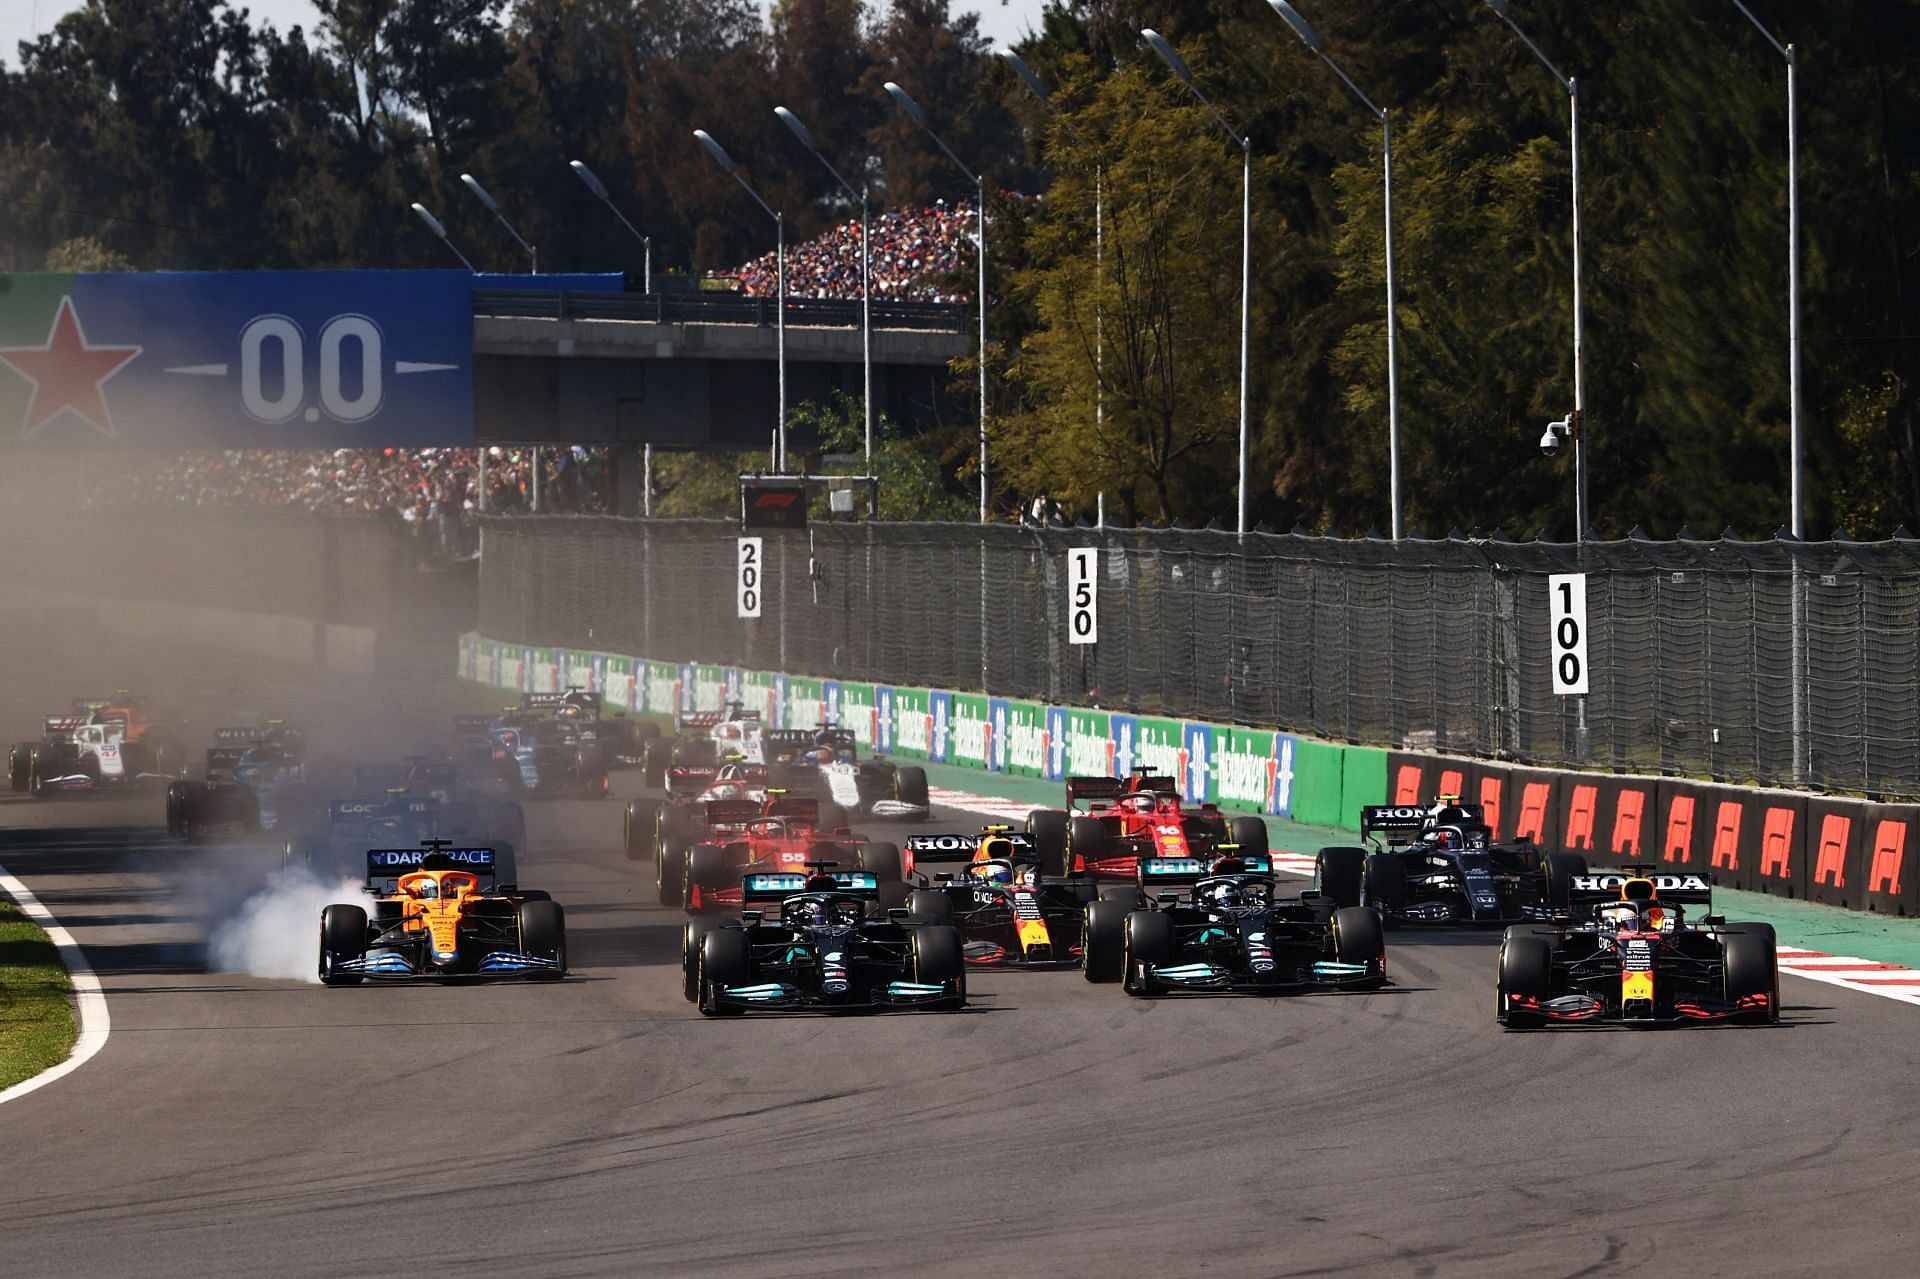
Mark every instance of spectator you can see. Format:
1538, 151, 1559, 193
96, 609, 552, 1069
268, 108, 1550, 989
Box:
712, 198, 1029, 304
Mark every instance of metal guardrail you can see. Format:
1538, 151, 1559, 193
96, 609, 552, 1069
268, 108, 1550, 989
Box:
472, 289, 969, 333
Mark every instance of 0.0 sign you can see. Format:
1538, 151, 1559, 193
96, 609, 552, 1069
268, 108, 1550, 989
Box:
1548, 572, 1589, 695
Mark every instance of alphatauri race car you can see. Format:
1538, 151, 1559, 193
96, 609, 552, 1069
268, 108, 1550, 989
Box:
1081, 854, 1386, 997
896, 827, 1101, 966
1496, 869, 1779, 1028
1315, 798, 1584, 926
681, 866, 965, 1015
318, 843, 567, 983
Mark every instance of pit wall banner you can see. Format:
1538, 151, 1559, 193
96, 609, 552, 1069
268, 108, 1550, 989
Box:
952, 694, 990, 769
882, 687, 933, 759
455, 633, 1918, 918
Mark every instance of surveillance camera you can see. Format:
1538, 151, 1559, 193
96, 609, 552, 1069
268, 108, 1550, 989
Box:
1539, 426, 1560, 455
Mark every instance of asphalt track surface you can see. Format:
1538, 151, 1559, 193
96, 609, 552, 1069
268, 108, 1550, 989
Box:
1, 635, 1916, 1276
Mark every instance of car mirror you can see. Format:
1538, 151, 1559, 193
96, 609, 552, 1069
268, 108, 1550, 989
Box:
1157, 892, 1178, 905
740, 910, 763, 924
886, 907, 910, 921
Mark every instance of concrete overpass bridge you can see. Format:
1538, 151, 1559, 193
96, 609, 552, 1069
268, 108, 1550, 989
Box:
472, 289, 972, 451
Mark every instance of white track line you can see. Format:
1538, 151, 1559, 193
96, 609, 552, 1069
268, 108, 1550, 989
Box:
1778, 945, 1920, 1009
0, 865, 111, 1105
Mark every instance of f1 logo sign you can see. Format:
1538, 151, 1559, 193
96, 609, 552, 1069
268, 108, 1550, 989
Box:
1548, 573, 1590, 695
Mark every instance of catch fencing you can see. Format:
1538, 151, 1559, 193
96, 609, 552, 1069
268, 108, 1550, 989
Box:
477, 517, 1920, 798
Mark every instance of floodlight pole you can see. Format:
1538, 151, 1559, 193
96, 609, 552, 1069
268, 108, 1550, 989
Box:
695, 129, 788, 472
569, 159, 651, 294
885, 81, 990, 523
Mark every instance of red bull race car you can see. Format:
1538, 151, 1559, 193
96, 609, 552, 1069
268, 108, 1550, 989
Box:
894, 826, 1103, 966
1496, 869, 1779, 1028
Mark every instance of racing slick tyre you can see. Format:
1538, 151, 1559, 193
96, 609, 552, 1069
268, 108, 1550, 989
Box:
491, 843, 520, 890
892, 766, 930, 819
1542, 852, 1589, 911
7, 742, 34, 793
1068, 816, 1109, 871
1226, 817, 1270, 862
319, 905, 369, 986
1122, 909, 1175, 997
910, 925, 967, 1010
1497, 933, 1554, 1029
1081, 898, 1130, 983
625, 798, 662, 861
1331, 907, 1386, 970
657, 833, 693, 907
1027, 809, 1071, 878
1721, 925, 1781, 1024
672, 738, 716, 770
858, 841, 904, 884
165, 780, 193, 839
1097, 883, 1143, 907
641, 737, 671, 788
816, 800, 852, 834
1364, 854, 1409, 913
684, 844, 731, 916
877, 880, 913, 914
682, 918, 723, 1002
905, 889, 954, 926
1316, 847, 1367, 909
698, 928, 751, 1016
516, 900, 568, 978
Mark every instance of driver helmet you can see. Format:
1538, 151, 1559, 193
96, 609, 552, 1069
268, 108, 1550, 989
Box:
1428, 827, 1460, 849
783, 898, 827, 930
972, 860, 1014, 885
1203, 881, 1243, 910
1598, 902, 1638, 932
1641, 904, 1670, 933
705, 782, 745, 802
409, 878, 439, 901
1121, 794, 1157, 815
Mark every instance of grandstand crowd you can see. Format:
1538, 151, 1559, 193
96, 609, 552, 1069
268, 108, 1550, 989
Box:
715, 200, 992, 302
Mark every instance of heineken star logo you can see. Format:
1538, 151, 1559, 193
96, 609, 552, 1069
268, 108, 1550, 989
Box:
0, 296, 142, 439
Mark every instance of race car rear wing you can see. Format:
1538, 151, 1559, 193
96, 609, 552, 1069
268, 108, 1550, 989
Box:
703, 798, 766, 828
676, 703, 759, 731
354, 761, 459, 794
211, 726, 270, 746
1568, 871, 1713, 908
41, 714, 89, 737
204, 746, 250, 780
765, 728, 856, 756
1067, 776, 1125, 804
523, 691, 603, 716
365, 846, 498, 893
763, 794, 821, 825
331, 796, 437, 828
451, 714, 497, 739
1137, 854, 1274, 885
1360, 805, 1433, 842
741, 870, 880, 902
905, 831, 1038, 863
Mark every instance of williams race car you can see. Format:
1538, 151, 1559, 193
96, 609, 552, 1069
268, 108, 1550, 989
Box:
1496, 869, 1779, 1028
1081, 854, 1386, 997
1026, 768, 1262, 880
1315, 798, 1585, 926
318, 843, 567, 984
760, 723, 931, 821
895, 827, 1101, 966
681, 866, 965, 1015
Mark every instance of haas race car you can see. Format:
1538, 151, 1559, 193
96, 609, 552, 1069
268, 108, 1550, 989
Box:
1026, 768, 1266, 880
1082, 854, 1386, 997
1496, 869, 1780, 1028
8, 696, 178, 795
318, 842, 567, 983
1315, 797, 1585, 926
681, 865, 966, 1015
896, 826, 1105, 966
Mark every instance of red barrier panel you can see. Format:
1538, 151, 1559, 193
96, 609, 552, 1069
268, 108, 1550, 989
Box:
1657, 785, 1698, 866
1864, 806, 1918, 916
1804, 799, 1867, 911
